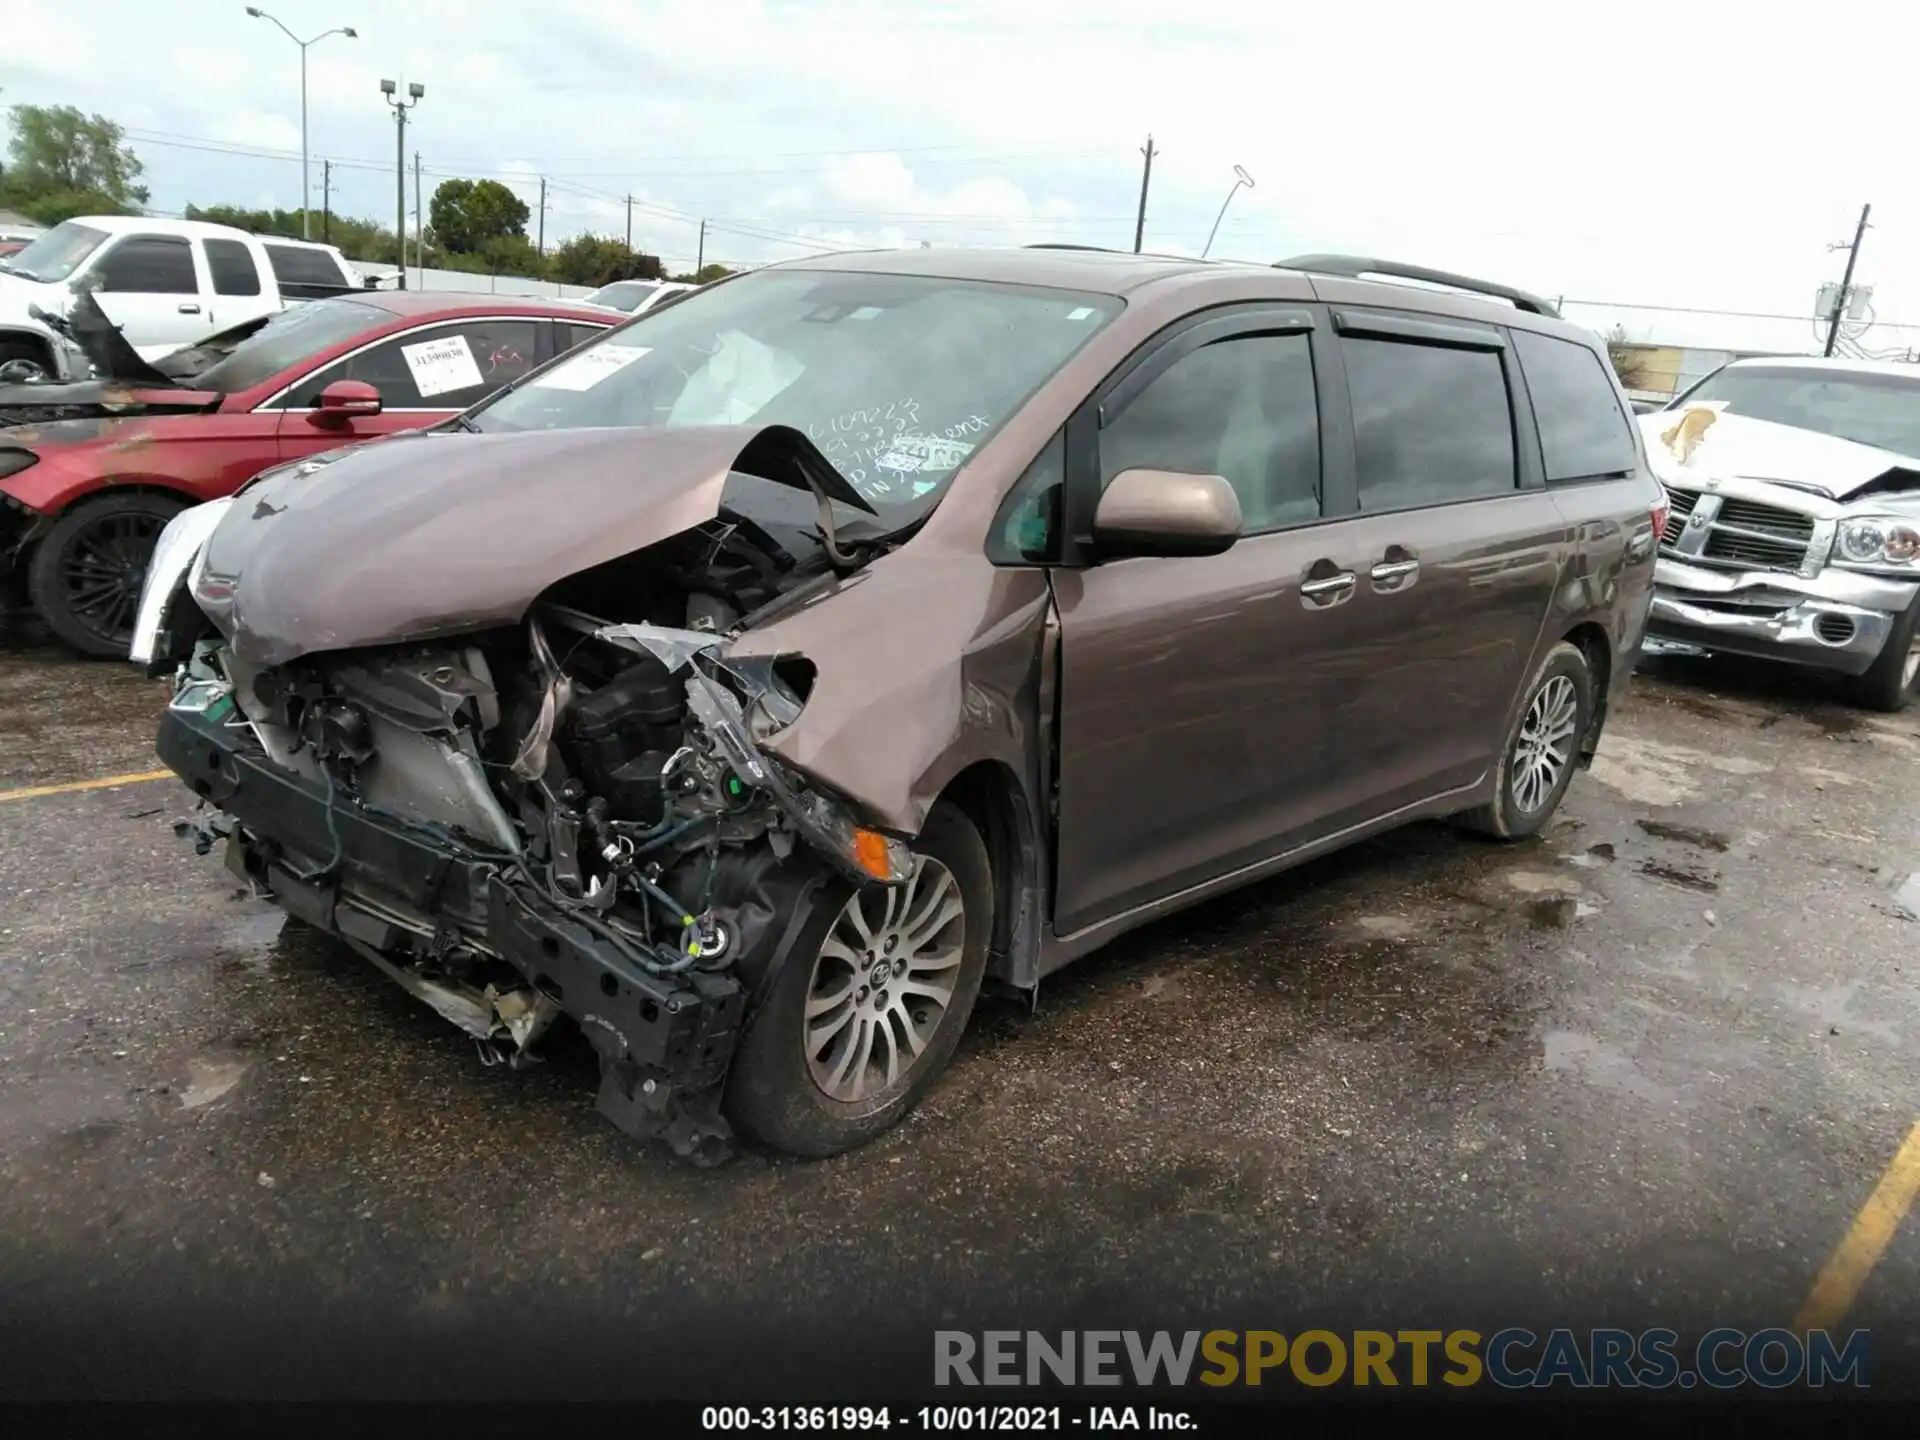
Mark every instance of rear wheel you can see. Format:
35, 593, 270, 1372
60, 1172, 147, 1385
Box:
27, 491, 187, 658
1457, 641, 1595, 840
1843, 594, 1920, 713
724, 802, 991, 1157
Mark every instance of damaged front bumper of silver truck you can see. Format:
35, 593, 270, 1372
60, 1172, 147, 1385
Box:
1648, 474, 1920, 678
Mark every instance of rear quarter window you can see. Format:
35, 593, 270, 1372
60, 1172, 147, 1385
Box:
204, 238, 263, 297
1514, 329, 1637, 482
265, 244, 349, 289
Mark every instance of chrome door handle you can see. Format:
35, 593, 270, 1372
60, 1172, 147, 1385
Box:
1369, 557, 1420, 591
1299, 572, 1356, 608
1627, 532, 1654, 561
177, 303, 201, 314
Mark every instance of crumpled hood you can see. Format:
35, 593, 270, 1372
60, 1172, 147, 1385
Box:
195, 422, 864, 667
1639, 406, 1920, 500
0, 382, 221, 432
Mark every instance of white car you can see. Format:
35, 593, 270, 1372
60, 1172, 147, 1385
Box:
0, 216, 361, 380
581, 279, 695, 315
1642, 355, 1920, 711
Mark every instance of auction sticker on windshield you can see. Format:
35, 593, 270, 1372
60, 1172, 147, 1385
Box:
532, 345, 652, 391
402, 335, 485, 398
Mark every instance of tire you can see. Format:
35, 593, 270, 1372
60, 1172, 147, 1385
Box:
1457, 641, 1595, 841
27, 491, 188, 658
0, 336, 52, 381
1843, 593, 1920, 714
724, 802, 992, 1158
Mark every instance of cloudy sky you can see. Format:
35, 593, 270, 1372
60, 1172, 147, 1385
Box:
6, 0, 1920, 352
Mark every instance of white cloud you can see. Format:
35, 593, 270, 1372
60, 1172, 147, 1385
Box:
8, 0, 1920, 348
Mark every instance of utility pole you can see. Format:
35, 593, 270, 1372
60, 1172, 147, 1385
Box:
1823, 202, 1872, 358
414, 150, 423, 285
625, 194, 632, 250
537, 176, 547, 257
1132, 134, 1156, 254
696, 218, 706, 275
381, 79, 424, 288
321, 159, 331, 244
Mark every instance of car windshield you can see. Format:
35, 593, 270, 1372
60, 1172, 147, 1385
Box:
1679, 365, 1920, 457
468, 268, 1122, 513
183, 297, 388, 394
0, 220, 109, 283
585, 281, 659, 312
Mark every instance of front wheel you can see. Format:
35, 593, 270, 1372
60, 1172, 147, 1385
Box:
724, 802, 991, 1157
1844, 594, 1920, 714
0, 337, 52, 382
1457, 641, 1595, 841
27, 491, 188, 658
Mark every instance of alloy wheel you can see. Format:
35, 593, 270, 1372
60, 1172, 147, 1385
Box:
1512, 673, 1579, 814
1902, 637, 1920, 693
59, 510, 166, 648
803, 856, 966, 1103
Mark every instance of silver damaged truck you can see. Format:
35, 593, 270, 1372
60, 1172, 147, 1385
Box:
1641, 356, 1920, 711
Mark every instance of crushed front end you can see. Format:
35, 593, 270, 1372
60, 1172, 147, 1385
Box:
1642, 405, 1920, 678
1649, 476, 1919, 675
150, 489, 912, 1165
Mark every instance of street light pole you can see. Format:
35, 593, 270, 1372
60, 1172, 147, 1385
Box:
381, 79, 424, 288
246, 8, 357, 239
1202, 165, 1255, 260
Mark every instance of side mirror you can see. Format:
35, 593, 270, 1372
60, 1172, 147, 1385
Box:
1092, 468, 1241, 559
309, 379, 382, 425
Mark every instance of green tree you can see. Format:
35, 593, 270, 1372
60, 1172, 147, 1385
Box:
671, 263, 734, 284
2, 103, 147, 205
428, 178, 530, 254
547, 233, 664, 286
0, 102, 149, 223
185, 203, 408, 267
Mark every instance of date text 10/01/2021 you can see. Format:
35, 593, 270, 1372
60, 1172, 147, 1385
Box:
702, 1409, 1187, 1432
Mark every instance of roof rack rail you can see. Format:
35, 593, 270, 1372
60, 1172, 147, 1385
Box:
1275, 254, 1559, 317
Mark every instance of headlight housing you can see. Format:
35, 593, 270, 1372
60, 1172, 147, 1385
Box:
1832, 516, 1920, 570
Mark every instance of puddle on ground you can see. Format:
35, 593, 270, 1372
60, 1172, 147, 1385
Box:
1638, 859, 1720, 893
179, 1057, 250, 1110
1635, 819, 1731, 852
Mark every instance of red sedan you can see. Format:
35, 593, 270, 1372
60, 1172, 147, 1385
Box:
0, 290, 617, 655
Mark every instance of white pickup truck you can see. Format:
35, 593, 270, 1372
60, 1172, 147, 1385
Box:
0, 215, 364, 381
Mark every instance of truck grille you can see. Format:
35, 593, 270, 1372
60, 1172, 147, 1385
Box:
1658, 488, 1815, 574
1661, 487, 1697, 545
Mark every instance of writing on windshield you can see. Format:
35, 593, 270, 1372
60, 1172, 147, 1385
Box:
470, 269, 1121, 511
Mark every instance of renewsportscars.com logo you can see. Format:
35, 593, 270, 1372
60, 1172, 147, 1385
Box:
934, 1328, 1872, 1390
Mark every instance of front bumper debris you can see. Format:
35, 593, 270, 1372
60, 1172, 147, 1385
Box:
1647, 556, 1917, 676
158, 701, 746, 1164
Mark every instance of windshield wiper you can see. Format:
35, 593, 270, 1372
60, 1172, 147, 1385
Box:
2, 266, 40, 281
449, 413, 481, 433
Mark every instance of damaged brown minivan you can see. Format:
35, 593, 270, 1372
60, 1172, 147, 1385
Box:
135, 248, 1665, 1162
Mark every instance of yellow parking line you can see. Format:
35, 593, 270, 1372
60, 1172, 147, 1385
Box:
1794, 1119, 1920, 1332
0, 769, 175, 805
